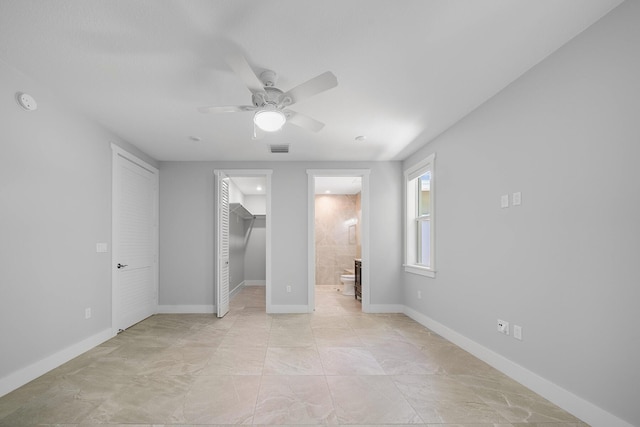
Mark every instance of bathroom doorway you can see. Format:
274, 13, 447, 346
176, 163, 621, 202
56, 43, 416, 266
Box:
307, 170, 370, 312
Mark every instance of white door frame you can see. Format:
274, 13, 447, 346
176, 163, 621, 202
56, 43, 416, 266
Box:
307, 169, 371, 312
214, 169, 272, 312
111, 144, 159, 335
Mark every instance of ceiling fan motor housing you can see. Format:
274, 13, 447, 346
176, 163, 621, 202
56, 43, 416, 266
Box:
259, 70, 277, 87
252, 86, 291, 108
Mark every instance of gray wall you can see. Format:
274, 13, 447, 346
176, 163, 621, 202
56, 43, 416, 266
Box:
158, 161, 402, 308
229, 212, 245, 290
402, 1, 640, 424
0, 59, 154, 381
158, 162, 214, 306
244, 217, 266, 282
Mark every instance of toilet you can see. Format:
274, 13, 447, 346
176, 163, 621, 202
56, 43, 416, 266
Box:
340, 274, 356, 296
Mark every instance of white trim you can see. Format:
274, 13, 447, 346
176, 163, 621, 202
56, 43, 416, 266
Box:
404, 153, 435, 275
361, 173, 371, 313
214, 170, 272, 312
110, 143, 158, 174
268, 304, 310, 314
403, 264, 436, 278
0, 328, 113, 398
405, 153, 436, 181
307, 174, 315, 312
245, 280, 266, 286
157, 305, 215, 314
111, 144, 159, 335
307, 169, 371, 313
406, 162, 430, 182
230, 281, 245, 298
402, 306, 633, 427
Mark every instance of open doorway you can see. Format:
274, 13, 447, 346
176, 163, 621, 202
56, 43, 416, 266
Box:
214, 170, 272, 316
227, 176, 267, 293
307, 170, 370, 312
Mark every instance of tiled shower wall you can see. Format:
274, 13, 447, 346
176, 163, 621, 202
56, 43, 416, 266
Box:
315, 193, 361, 286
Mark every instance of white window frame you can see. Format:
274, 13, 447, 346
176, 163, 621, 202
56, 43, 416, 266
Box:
404, 153, 435, 278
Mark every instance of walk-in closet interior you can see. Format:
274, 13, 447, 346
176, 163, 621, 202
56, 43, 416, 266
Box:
228, 177, 267, 297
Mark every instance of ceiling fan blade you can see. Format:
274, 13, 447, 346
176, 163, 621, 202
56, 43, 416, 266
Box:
226, 54, 265, 95
197, 105, 255, 114
282, 71, 337, 105
286, 110, 325, 133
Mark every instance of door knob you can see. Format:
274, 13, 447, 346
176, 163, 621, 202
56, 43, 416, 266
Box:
117, 263, 128, 269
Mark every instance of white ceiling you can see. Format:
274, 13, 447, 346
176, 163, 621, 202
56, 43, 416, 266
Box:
230, 176, 266, 196
0, 0, 622, 162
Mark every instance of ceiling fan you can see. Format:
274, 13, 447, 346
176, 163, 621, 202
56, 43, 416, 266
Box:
198, 54, 338, 138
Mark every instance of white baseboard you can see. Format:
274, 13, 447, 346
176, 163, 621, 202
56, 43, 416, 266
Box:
366, 303, 404, 313
267, 304, 310, 314
402, 306, 633, 427
245, 280, 266, 286
0, 328, 113, 398
230, 281, 245, 298
157, 305, 215, 314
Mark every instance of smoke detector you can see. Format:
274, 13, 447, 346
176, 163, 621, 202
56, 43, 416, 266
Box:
16, 92, 37, 111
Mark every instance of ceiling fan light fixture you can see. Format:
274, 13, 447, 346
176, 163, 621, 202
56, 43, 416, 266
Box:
254, 108, 286, 132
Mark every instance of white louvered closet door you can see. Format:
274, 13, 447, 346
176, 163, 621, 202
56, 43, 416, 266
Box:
216, 173, 230, 317
113, 149, 158, 332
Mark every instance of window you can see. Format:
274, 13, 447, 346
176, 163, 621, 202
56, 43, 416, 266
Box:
404, 153, 435, 277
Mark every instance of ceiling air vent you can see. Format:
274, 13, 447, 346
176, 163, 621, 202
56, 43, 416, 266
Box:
269, 144, 290, 154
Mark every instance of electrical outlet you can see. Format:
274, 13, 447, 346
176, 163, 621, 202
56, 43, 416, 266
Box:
417, 290, 422, 299
286, 285, 292, 293
497, 319, 509, 335
513, 325, 522, 340
85, 308, 92, 319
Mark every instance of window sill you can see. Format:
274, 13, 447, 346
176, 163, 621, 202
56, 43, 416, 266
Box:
404, 264, 436, 278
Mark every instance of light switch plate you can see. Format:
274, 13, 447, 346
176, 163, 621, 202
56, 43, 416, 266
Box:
512, 192, 522, 206
501, 195, 509, 208
513, 325, 523, 340
96, 243, 108, 253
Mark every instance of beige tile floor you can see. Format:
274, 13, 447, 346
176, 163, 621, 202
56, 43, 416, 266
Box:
0, 286, 589, 426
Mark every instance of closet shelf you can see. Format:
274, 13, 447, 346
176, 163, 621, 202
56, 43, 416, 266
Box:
229, 203, 254, 219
